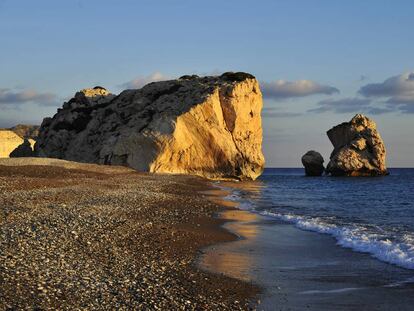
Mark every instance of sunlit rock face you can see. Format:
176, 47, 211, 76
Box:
301, 150, 324, 176
0, 131, 24, 158
326, 114, 387, 176
0, 125, 38, 158
36, 73, 265, 180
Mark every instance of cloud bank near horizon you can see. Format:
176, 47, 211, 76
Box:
359, 72, 414, 102
308, 97, 393, 115
263, 71, 414, 116
0, 88, 57, 106
358, 72, 414, 113
261, 79, 339, 100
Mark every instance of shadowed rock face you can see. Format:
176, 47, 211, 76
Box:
301, 150, 324, 176
326, 114, 387, 176
35, 72, 265, 180
9, 139, 35, 158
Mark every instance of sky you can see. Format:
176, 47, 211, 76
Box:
0, 0, 413, 167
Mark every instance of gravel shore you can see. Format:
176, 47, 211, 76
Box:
0, 158, 258, 310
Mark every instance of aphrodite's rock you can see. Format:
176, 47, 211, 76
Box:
301, 150, 324, 176
326, 114, 387, 176
35, 73, 265, 180
9, 139, 35, 157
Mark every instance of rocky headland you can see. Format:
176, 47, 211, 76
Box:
35, 73, 265, 180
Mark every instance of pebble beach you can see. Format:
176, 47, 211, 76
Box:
0, 158, 258, 310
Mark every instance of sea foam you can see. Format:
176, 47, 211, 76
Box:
261, 211, 414, 270
218, 183, 414, 270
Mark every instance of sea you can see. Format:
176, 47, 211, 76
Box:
220, 168, 414, 270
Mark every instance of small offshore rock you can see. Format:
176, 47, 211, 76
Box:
301, 150, 324, 176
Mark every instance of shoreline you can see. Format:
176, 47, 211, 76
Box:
199, 181, 414, 311
0, 158, 259, 310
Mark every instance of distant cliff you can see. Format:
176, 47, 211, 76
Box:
35, 73, 265, 180
9, 124, 39, 140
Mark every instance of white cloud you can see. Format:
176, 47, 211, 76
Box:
261, 79, 339, 100
120, 72, 170, 89
359, 72, 414, 104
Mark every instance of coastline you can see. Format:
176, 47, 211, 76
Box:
0, 158, 258, 310
199, 181, 414, 311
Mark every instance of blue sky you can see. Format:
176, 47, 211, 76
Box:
1, 0, 413, 166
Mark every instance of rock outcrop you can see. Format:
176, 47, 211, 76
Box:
326, 114, 387, 176
0, 131, 24, 158
0, 125, 38, 158
301, 150, 324, 176
35, 73, 265, 180
9, 139, 35, 158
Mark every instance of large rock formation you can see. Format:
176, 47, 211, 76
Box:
326, 114, 387, 176
35, 73, 265, 180
301, 150, 324, 176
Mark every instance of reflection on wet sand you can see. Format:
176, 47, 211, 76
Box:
201, 181, 414, 311
200, 182, 263, 282
222, 210, 259, 239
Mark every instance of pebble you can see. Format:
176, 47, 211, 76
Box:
0, 164, 257, 310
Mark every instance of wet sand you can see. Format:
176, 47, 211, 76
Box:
200, 187, 414, 311
0, 158, 258, 310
